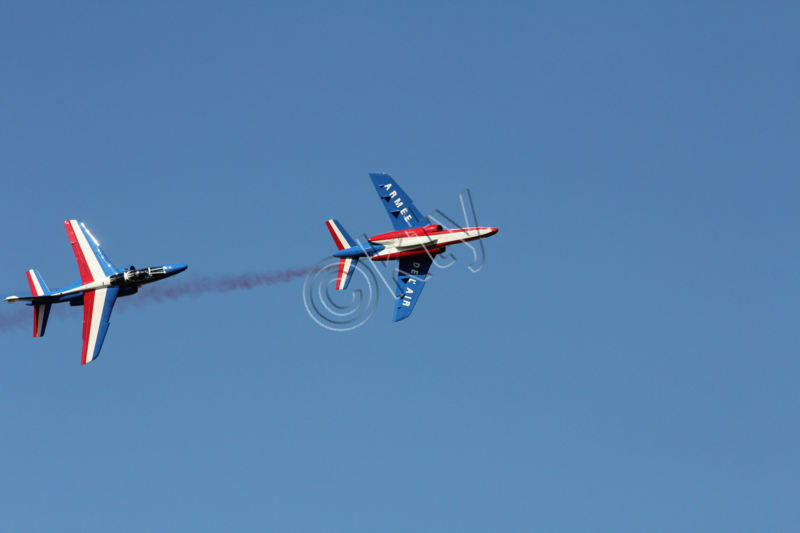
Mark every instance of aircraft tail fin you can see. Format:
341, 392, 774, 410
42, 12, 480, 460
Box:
26, 269, 52, 337
27, 269, 50, 297
325, 219, 360, 290
325, 219, 355, 250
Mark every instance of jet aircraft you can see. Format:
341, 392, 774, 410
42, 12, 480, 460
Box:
325, 173, 498, 321
5, 220, 187, 364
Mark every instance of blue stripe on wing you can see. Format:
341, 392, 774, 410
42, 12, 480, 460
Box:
90, 287, 119, 363
392, 257, 433, 322
76, 221, 120, 276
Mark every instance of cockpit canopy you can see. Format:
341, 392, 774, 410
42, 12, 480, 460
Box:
109, 264, 183, 287
123, 269, 151, 282
112, 266, 163, 284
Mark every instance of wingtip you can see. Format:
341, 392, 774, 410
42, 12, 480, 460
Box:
392, 311, 410, 323
5, 296, 19, 303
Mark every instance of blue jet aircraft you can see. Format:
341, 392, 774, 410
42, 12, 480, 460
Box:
325, 173, 498, 322
5, 220, 187, 364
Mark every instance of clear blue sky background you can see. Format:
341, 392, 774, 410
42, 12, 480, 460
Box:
1, 2, 798, 531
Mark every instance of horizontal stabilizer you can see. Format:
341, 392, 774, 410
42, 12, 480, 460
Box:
33, 303, 51, 337
25, 269, 52, 337
336, 257, 358, 291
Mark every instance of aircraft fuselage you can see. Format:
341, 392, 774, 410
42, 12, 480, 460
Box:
15, 264, 188, 306
333, 224, 498, 261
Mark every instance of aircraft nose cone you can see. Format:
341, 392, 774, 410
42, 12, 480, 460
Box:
169, 263, 188, 274
487, 227, 499, 236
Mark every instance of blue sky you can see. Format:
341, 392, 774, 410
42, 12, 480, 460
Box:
1, 2, 798, 531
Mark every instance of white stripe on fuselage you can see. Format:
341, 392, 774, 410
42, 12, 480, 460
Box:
369, 227, 495, 258
51, 279, 111, 297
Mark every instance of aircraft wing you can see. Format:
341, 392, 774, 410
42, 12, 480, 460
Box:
393, 257, 433, 322
64, 220, 119, 283
369, 173, 428, 230
81, 287, 119, 365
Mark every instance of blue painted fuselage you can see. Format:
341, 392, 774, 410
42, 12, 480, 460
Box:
27, 264, 187, 307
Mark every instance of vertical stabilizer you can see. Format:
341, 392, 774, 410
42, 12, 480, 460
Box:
325, 220, 359, 290
325, 219, 355, 250
26, 269, 51, 338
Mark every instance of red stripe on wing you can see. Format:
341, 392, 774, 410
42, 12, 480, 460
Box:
64, 221, 94, 284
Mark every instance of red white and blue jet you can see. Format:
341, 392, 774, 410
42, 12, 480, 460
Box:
326, 173, 498, 322
5, 220, 187, 364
